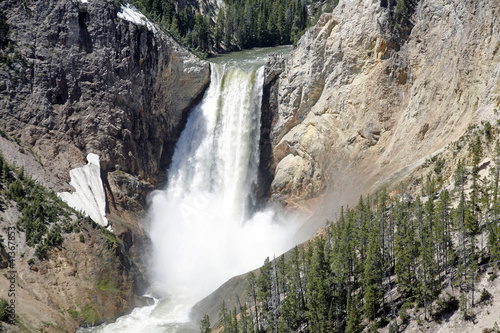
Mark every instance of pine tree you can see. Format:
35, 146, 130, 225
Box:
394, 194, 417, 299
246, 271, 260, 331
257, 257, 273, 328
305, 237, 331, 332
421, 188, 438, 319
363, 212, 382, 321
345, 295, 362, 333
200, 314, 211, 333
219, 300, 230, 333
214, 10, 225, 50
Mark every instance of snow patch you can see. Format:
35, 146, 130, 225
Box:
117, 4, 158, 34
57, 153, 109, 228
76, 0, 89, 3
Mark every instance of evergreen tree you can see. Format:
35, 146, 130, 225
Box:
346, 295, 362, 333
200, 314, 211, 333
363, 212, 382, 321
246, 271, 260, 331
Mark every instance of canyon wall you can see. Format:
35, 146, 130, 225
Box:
0, 0, 209, 330
267, 0, 500, 230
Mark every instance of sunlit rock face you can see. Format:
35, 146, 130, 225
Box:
269, 0, 500, 220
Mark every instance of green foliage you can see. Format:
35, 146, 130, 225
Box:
101, 227, 119, 250
346, 296, 362, 333
0, 298, 9, 322
433, 296, 458, 320
67, 309, 79, 321
434, 158, 445, 175
96, 276, 118, 293
0, 159, 86, 259
459, 293, 470, 320
216, 134, 500, 331
400, 301, 412, 323
484, 121, 492, 140
480, 288, 491, 303
131, 0, 332, 55
80, 304, 99, 325
200, 314, 211, 333
394, 0, 409, 22
35, 243, 49, 259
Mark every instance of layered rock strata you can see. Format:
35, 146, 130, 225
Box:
268, 0, 500, 228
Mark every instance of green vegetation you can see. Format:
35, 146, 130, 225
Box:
67, 309, 79, 321
209, 134, 500, 332
0, 298, 9, 322
1, 159, 72, 257
130, 0, 335, 56
0, 152, 96, 259
200, 314, 212, 333
97, 276, 119, 293
81, 304, 99, 325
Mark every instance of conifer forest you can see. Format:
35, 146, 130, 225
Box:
206, 130, 500, 332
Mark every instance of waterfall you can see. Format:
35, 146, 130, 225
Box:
150, 61, 298, 301
83, 47, 300, 333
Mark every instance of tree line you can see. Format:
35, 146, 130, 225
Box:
203, 128, 500, 332
130, 0, 337, 57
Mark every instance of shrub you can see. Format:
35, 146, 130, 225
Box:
484, 121, 492, 139
480, 288, 491, 303
434, 158, 445, 175
0, 298, 9, 322
35, 244, 48, 259
400, 301, 412, 323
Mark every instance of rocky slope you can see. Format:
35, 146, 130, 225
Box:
266, 0, 500, 232
0, 0, 209, 331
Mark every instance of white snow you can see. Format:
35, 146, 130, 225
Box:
57, 153, 109, 228
76, 0, 89, 3
117, 4, 158, 34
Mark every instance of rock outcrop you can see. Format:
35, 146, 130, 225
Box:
0, 0, 209, 207
269, 0, 500, 229
0, 0, 210, 330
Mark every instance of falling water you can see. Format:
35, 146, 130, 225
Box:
82, 46, 299, 333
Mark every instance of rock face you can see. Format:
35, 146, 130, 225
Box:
0, 0, 210, 331
269, 0, 500, 226
0, 0, 210, 206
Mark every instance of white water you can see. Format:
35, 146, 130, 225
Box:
82, 46, 300, 333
